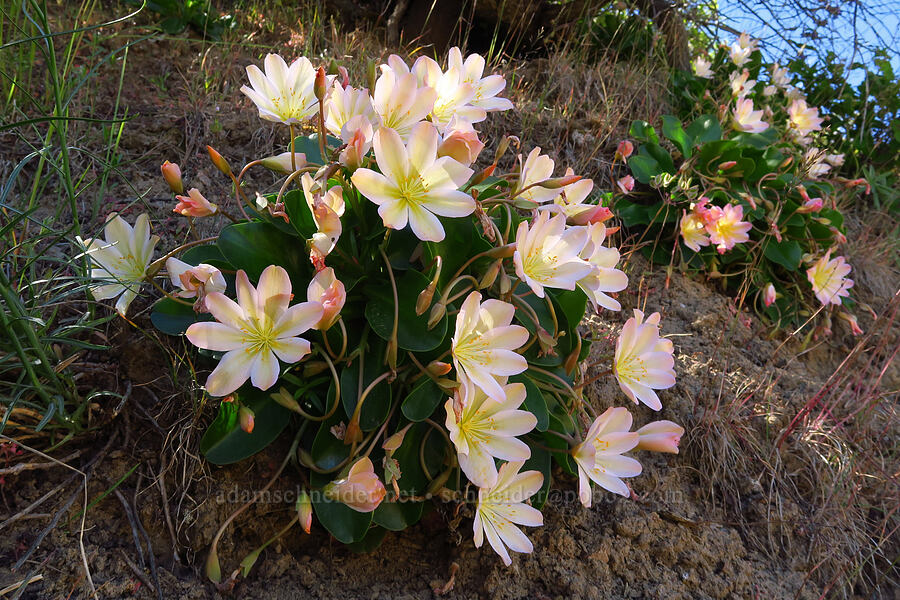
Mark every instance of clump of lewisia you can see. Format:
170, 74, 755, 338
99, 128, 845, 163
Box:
79, 45, 684, 573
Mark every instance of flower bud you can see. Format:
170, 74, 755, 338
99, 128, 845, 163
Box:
538, 174, 582, 189
536, 327, 557, 356
382, 423, 412, 453
763, 283, 776, 307
499, 269, 512, 295
323, 457, 386, 513
296, 490, 313, 534
425, 468, 453, 496
314, 66, 328, 102
161, 160, 183, 194
307, 267, 346, 330
436, 377, 459, 393
298, 448, 316, 468
426, 361, 452, 377
797, 197, 823, 213
479, 260, 502, 289
635, 420, 684, 453
486, 244, 516, 259
206, 145, 231, 176
303, 360, 329, 377
173, 188, 217, 217
427, 302, 446, 329
416, 281, 437, 316
239, 405, 255, 434
468, 164, 496, 188
261, 151, 306, 174
616, 175, 635, 194
718, 160, 737, 170
493, 135, 515, 165
438, 119, 484, 167
779, 156, 793, 169
837, 311, 863, 336
366, 59, 377, 94
271, 387, 302, 413
338, 66, 350, 89
615, 140, 634, 161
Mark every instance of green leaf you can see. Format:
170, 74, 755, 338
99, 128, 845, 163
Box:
340, 345, 392, 431
641, 143, 675, 174
312, 496, 372, 543
290, 133, 342, 166
150, 297, 202, 336
365, 269, 448, 352
661, 115, 692, 157
373, 500, 424, 531
509, 374, 548, 431
281, 188, 317, 238
401, 377, 445, 422
346, 525, 387, 552
522, 445, 551, 509
200, 389, 291, 465
764, 240, 803, 271
629, 120, 659, 144
391, 422, 446, 494
685, 114, 722, 144
423, 216, 492, 287
310, 417, 351, 471
217, 222, 310, 287
179, 244, 232, 269
628, 154, 659, 184
551, 289, 587, 331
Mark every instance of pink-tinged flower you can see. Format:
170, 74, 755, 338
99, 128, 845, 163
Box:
680, 210, 710, 252
240, 54, 322, 125
577, 223, 628, 311
77, 213, 159, 316
372, 67, 436, 141
428, 65, 483, 128
174, 188, 217, 217
351, 123, 474, 242
161, 161, 183, 194
763, 283, 777, 307
571, 407, 642, 505
771, 63, 790, 87
324, 457, 386, 513
473, 460, 543, 566
301, 174, 344, 262
260, 151, 306, 174
615, 140, 634, 160
729, 69, 756, 97
788, 99, 823, 136
763, 85, 777, 97
166, 258, 226, 311
706, 204, 751, 254
837, 311, 863, 336
614, 309, 676, 411
185, 266, 323, 396
536, 169, 606, 225
339, 115, 374, 170
797, 197, 824, 213
729, 33, 755, 66
692, 56, 713, 78
447, 47, 514, 113
451, 291, 528, 404
732, 98, 769, 133
445, 381, 537, 488
512, 147, 561, 206
307, 267, 345, 330
635, 420, 684, 453
616, 175, 635, 194
437, 116, 485, 167
807, 250, 853, 306
513, 211, 593, 298
324, 84, 377, 138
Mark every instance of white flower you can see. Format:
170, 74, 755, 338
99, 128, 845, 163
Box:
536, 169, 612, 226
512, 147, 561, 206
788, 99, 824, 136
576, 223, 628, 311
445, 381, 536, 488
301, 174, 344, 262
165, 258, 226, 311
447, 47, 514, 112
351, 122, 474, 242
324, 84, 378, 138
240, 54, 321, 125
613, 309, 676, 411
513, 211, 593, 298
807, 250, 853, 306
372, 67, 436, 141
77, 213, 158, 316
185, 266, 323, 396
473, 461, 544, 566
771, 63, 791, 87
692, 56, 713, 78
451, 291, 529, 404
729, 33, 755, 66
571, 407, 642, 505
729, 69, 756, 97
732, 97, 769, 133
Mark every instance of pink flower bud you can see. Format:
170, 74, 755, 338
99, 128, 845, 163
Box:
239, 405, 255, 434
615, 140, 634, 160
538, 174, 582, 189
324, 457, 386, 513
426, 360, 452, 377
829, 227, 847, 244
797, 197, 823, 213
763, 283, 776, 307
296, 490, 313, 534
173, 188, 218, 217
718, 160, 737, 170
314, 66, 328, 102
837, 311, 863, 335
616, 175, 635, 194
382, 423, 413, 453
161, 160, 183, 194
206, 146, 231, 176
337, 66, 350, 89
635, 420, 684, 453
307, 267, 346, 330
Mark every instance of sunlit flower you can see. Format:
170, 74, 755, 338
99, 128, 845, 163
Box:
451, 291, 528, 404
372, 67, 436, 140
729, 69, 756, 97
324, 84, 377, 138
301, 174, 344, 262
260, 151, 306, 174
307, 267, 345, 330
692, 56, 713, 78
512, 147, 561, 206
185, 265, 323, 396
732, 98, 768, 133
807, 250, 853, 306
351, 123, 474, 242
513, 211, 593, 298
784, 86, 805, 102
616, 175, 635, 194
339, 115, 374, 170
706, 204, 751, 254
324, 457, 386, 513
77, 213, 158, 316
447, 47, 514, 113
634, 420, 684, 453
173, 188, 217, 218
240, 54, 321, 125
729, 33, 755, 66
771, 63, 790, 87
577, 223, 628, 311
537, 169, 609, 225
680, 210, 710, 252
788, 99, 823, 136
473, 460, 543, 566
437, 116, 485, 167
166, 258, 226, 311
571, 407, 641, 505
763, 283, 777, 307
429, 66, 483, 128
445, 381, 536, 488
613, 309, 676, 411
